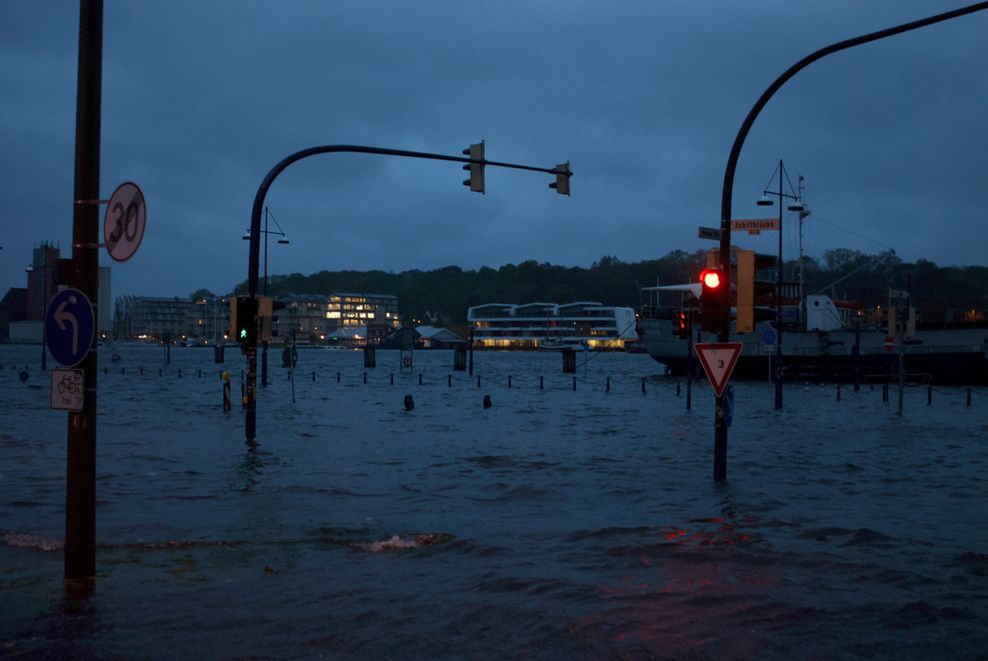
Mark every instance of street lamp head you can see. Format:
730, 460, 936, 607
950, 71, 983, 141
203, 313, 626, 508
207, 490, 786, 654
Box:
277, 239, 290, 245
787, 199, 805, 212
242, 234, 251, 241
756, 194, 774, 207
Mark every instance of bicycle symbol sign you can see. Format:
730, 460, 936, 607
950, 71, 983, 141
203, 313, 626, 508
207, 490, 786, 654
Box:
51, 368, 84, 412
104, 181, 146, 262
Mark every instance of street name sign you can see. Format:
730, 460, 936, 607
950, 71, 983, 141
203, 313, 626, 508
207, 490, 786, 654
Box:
698, 226, 721, 241
104, 181, 146, 262
695, 342, 743, 397
731, 218, 779, 234
51, 368, 84, 412
44, 288, 95, 367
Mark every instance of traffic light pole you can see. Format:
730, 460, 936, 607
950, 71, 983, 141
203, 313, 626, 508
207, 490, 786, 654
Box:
243, 145, 571, 445
716, 1, 986, 482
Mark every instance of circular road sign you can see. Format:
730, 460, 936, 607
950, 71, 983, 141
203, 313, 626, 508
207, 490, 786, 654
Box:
44, 288, 95, 368
103, 181, 146, 262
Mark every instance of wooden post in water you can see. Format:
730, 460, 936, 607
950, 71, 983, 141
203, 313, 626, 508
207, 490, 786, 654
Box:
562, 349, 576, 374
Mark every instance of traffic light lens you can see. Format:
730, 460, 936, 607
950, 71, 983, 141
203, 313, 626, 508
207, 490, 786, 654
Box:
702, 270, 721, 289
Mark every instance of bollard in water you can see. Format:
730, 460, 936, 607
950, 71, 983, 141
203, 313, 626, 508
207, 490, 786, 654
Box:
312, 371, 316, 382
337, 372, 341, 383
836, 383, 841, 401
453, 345, 467, 371
222, 371, 231, 412
178, 369, 181, 378
882, 383, 889, 403
606, 376, 610, 393
676, 382, 681, 397
419, 373, 423, 386
448, 374, 452, 388
197, 370, 202, 378
561, 349, 576, 374
477, 375, 481, 388
928, 385, 932, 406
390, 373, 394, 385
140, 367, 143, 375
967, 388, 972, 407
572, 376, 576, 391
159, 368, 162, 377
641, 377, 646, 395
404, 394, 414, 411
104, 367, 107, 375
363, 372, 367, 385
508, 375, 512, 389
540, 376, 544, 390
483, 394, 492, 409
121, 367, 125, 375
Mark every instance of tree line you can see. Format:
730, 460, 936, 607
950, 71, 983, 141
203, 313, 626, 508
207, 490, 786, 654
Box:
229, 249, 987, 327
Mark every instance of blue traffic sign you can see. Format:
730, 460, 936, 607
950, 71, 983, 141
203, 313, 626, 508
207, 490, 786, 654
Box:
762, 329, 777, 347
45, 289, 95, 367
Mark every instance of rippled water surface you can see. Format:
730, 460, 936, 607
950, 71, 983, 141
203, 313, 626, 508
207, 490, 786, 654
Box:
1, 344, 986, 659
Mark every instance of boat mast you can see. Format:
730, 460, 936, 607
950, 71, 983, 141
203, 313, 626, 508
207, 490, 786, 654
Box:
796, 175, 806, 329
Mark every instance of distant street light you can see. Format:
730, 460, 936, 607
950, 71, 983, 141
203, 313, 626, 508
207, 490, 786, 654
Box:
243, 206, 289, 387
756, 159, 803, 411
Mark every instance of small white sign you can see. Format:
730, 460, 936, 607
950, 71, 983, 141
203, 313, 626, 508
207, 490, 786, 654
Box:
51, 369, 84, 412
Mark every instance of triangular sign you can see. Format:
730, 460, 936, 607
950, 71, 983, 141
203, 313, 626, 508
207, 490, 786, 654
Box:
694, 342, 743, 397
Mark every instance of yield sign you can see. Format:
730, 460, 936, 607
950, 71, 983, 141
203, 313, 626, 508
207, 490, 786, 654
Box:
695, 342, 743, 397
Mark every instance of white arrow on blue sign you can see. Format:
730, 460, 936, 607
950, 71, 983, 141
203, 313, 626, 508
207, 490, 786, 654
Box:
45, 288, 95, 367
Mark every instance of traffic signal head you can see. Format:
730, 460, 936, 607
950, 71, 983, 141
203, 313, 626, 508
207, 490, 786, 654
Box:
701, 269, 722, 290
673, 309, 690, 339
235, 296, 258, 346
736, 250, 777, 333
549, 162, 571, 196
462, 141, 485, 194
697, 268, 725, 333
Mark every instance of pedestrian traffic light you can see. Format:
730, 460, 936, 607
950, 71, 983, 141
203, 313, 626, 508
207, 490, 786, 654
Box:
462, 141, 485, 193
549, 161, 571, 196
736, 250, 777, 333
235, 296, 258, 347
697, 268, 725, 333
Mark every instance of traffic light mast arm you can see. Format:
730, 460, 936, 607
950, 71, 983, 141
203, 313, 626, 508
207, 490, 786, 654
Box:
246, 145, 572, 298
717, 2, 986, 341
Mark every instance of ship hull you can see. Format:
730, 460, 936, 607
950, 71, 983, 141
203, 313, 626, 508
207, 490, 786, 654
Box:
643, 319, 988, 385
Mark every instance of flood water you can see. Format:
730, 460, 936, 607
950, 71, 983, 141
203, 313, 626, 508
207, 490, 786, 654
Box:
1, 343, 986, 659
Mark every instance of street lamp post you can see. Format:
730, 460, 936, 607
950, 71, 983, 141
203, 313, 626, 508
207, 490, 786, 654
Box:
756, 160, 804, 410
243, 206, 289, 388
26, 260, 49, 370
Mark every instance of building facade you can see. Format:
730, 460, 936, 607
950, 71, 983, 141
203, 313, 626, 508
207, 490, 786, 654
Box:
467, 301, 638, 350
325, 292, 401, 331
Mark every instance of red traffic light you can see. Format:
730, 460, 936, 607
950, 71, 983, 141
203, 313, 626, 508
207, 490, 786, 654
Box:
701, 269, 722, 289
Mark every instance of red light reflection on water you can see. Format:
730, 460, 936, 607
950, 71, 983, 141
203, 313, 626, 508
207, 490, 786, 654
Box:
579, 513, 777, 657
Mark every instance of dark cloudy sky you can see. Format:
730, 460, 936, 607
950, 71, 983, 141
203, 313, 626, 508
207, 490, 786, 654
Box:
1, 1, 985, 299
